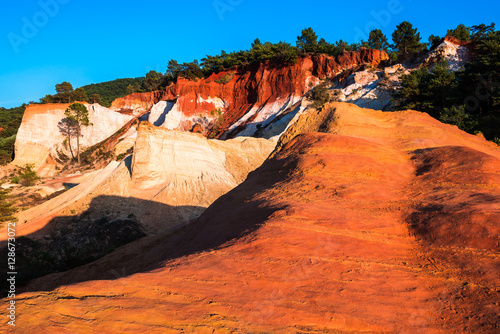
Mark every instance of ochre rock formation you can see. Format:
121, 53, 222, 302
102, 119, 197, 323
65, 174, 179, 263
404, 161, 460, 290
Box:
111, 91, 163, 114
12, 103, 499, 333
10, 123, 276, 237
115, 51, 389, 138
13, 103, 135, 175
12, 51, 388, 174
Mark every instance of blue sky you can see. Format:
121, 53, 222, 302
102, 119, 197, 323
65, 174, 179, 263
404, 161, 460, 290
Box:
0, 0, 498, 108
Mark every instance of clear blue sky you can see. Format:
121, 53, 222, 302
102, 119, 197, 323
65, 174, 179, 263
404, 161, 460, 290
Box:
0, 0, 498, 108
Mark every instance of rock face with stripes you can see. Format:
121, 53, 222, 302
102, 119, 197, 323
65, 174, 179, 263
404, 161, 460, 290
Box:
13, 102, 500, 333
13, 51, 388, 176
111, 50, 389, 138
13, 102, 135, 175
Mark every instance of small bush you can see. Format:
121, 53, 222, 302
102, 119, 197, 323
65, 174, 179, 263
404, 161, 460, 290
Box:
19, 163, 39, 187
310, 83, 330, 108
10, 176, 19, 184
0, 189, 16, 223
215, 73, 234, 84
208, 109, 225, 139
439, 105, 477, 133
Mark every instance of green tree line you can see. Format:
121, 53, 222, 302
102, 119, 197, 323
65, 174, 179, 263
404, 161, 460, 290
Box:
394, 23, 500, 142
0, 105, 25, 165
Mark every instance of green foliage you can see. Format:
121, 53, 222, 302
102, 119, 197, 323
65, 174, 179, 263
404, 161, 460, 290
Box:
428, 35, 442, 50
65, 103, 91, 164
65, 102, 90, 127
56, 81, 73, 94
297, 27, 318, 53
447, 23, 471, 41
493, 138, 500, 146
395, 24, 500, 140
0, 135, 16, 165
10, 176, 20, 184
0, 105, 25, 142
439, 105, 477, 132
82, 78, 145, 107
392, 21, 425, 54
126, 83, 141, 94
19, 163, 39, 186
41, 81, 86, 104
394, 61, 455, 118
470, 23, 496, 42
144, 70, 164, 91
455, 24, 500, 139
90, 93, 101, 104
310, 83, 330, 108
368, 29, 390, 50
167, 59, 182, 78
215, 73, 234, 84
0, 189, 16, 223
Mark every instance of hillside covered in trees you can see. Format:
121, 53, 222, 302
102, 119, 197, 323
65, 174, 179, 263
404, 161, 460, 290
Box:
0, 105, 25, 165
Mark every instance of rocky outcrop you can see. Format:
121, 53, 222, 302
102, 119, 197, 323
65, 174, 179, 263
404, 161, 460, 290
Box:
12, 51, 388, 173
12, 103, 135, 175
110, 91, 162, 115
125, 51, 389, 138
13, 102, 500, 333
332, 37, 471, 111
420, 35, 470, 70
11, 122, 276, 237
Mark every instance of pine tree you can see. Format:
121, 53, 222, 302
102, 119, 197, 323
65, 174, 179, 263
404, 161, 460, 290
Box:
368, 29, 390, 50
447, 24, 471, 41
392, 21, 424, 54
296, 27, 318, 53
64, 103, 91, 164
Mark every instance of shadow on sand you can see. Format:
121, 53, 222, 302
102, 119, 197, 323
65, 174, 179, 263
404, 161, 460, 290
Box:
1, 152, 290, 294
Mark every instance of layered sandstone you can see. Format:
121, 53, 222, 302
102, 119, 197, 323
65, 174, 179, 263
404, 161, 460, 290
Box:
120, 51, 389, 138
11, 122, 276, 237
12, 51, 388, 175
111, 91, 162, 114
12, 103, 135, 175
12, 103, 499, 333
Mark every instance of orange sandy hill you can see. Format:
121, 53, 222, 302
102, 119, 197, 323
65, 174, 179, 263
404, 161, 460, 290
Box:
12, 102, 500, 333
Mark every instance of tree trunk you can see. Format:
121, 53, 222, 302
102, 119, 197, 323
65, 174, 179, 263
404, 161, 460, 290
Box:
67, 135, 74, 160
77, 127, 80, 164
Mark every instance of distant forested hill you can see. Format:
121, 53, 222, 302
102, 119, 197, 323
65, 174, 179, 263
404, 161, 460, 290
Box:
0, 105, 25, 164
82, 78, 145, 107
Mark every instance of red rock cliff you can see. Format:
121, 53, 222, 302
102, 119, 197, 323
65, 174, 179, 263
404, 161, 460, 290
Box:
112, 50, 389, 137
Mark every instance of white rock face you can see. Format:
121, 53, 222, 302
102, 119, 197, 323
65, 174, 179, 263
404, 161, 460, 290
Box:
148, 101, 175, 126
422, 39, 469, 71
13, 103, 134, 174
226, 94, 303, 138
132, 125, 234, 190
340, 83, 394, 111
148, 100, 208, 132
337, 70, 394, 111
258, 101, 307, 139
16, 123, 276, 234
